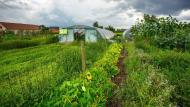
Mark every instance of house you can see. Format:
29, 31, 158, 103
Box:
59, 25, 115, 42
0, 22, 40, 35
49, 27, 59, 33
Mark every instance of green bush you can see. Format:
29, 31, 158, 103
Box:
45, 36, 59, 44
131, 14, 190, 52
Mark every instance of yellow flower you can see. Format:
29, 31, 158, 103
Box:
86, 72, 92, 80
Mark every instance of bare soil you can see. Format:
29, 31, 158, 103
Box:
107, 48, 127, 107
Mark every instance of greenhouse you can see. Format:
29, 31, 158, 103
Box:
123, 29, 132, 38
59, 25, 115, 42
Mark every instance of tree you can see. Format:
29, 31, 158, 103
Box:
105, 25, 115, 32
93, 21, 99, 28
39, 25, 50, 34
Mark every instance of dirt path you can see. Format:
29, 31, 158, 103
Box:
107, 48, 127, 107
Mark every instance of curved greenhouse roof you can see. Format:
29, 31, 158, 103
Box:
96, 28, 115, 39
67, 25, 96, 30
123, 29, 131, 37
64, 25, 115, 40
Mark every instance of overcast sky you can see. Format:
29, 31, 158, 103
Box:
0, 0, 190, 28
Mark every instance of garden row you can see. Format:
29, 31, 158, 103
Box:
37, 43, 123, 106
0, 41, 109, 107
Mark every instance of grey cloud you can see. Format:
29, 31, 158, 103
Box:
0, 0, 30, 9
110, 0, 190, 15
39, 8, 75, 27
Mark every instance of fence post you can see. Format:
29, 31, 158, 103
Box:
81, 40, 86, 72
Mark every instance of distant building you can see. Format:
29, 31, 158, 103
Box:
49, 27, 59, 33
59, 25, 115, 42
0, 22, 40, 35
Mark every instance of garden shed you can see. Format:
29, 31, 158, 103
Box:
59, 25, 115, 42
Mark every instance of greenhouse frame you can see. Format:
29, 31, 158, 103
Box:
59, 25, 115, 42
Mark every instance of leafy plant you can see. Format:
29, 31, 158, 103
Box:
131, 14, 190, 52
42, 43, 123, 106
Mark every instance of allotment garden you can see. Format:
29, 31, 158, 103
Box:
0, 14, 190, 107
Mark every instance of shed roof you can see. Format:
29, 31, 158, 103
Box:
0, 22, 40, 30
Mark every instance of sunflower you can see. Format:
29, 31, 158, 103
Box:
86, 72, 92, 80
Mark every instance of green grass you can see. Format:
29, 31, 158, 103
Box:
121, 42, 174, 106
0, 35, 59, 51
134, 40, 190, 106
0, 41, 109, 107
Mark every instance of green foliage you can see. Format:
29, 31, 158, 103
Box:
0, 42, 109, 107
105, 25, 115, 32
0, 40, 40, 50
42, 43, 122, 106
123, 42, 174, 106
131, 14, 190, 51
0, 36, 59, 50
134, 41, 190, 106
113, 36, 123, 43
45, 35, 59, 44
0, 44, 81, 107
93, 21, 99, 28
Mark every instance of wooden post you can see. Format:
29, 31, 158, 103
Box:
81, 40, 86, 72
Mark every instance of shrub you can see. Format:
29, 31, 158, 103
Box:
131, 14, 190, 52
45, 36, 59, 44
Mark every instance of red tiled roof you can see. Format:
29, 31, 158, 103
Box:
0, 22, 40, 30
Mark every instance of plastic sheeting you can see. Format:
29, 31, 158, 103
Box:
85, 30, 97, 42
123, 29, 131, 38
96, 28, 115, 39
59, 30, 74, 42
59, 25, 115, 43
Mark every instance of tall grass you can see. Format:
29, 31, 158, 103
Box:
122, 42, 174, 106
0, 35, 59, 51
134, 40, 190, 106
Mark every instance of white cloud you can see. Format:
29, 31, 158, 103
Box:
0, 0, 189, 28
177, 9, 190, 21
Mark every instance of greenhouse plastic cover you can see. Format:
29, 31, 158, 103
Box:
123, 29, 131, 37
96, 28, 115, 39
